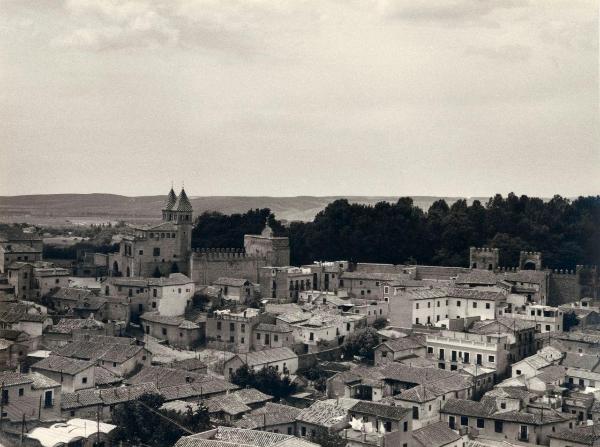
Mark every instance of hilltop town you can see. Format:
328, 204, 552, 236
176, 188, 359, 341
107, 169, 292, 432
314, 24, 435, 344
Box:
0, 188, 599, 447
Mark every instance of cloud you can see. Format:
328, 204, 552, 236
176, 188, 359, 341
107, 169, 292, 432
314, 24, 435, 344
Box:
376, 0, 528, 25
465, 44, 532, 62
48, 0, 319, 53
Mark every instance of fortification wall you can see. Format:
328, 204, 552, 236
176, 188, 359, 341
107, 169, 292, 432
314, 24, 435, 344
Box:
548, 270, 579, 306
190, 248, 266, 285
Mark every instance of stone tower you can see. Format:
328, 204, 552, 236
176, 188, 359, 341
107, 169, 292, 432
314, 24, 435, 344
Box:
244, 220, 290, 267
469, 247, 499, 270
519, 251, 542, 271
170, 188, 193, 267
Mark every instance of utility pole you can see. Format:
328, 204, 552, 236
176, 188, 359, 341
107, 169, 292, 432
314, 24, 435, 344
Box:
97, 402, 101, 447
0, 381, 5, 432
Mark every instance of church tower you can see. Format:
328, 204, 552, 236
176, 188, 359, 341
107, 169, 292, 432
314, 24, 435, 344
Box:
171, 188, 193, 265
162, 187, 177, 221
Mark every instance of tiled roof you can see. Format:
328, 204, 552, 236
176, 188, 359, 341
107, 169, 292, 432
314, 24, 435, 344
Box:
231, 348, 297, 367
378, 336, 424, 352
176, 427, 318, 447
32, 355, 94, 375
54, 340, 145, 364
173, 189, 193, 212
94, 367, 123, 386
206, 393, 252, 416
549, 425, 600, 445
455, 270, 498, 285
0, 243, 40, 253
407, 288, 448, 300
141, 312, 198, 329
500, 270, 548, 284
0, 304, 47, 324
561, 352, 600, 371
255, 323, 292, 333
350, 401, 410, 420
164, 188, 177, 211
214, 277, 251, 287
340, 272, 408, 281
412, 421, 461, 447
0, 371, 33, 387
296, 399, 351, 427
51, 318, 104, 334
235, 403, 301, 429
469, 316, 535, 334
446, 287, 505, 301
29, 371, 60, 389
170, 357, 208, 372
233, 388, 273, 405
534, 365, 566, 383
48, 287, 94, 301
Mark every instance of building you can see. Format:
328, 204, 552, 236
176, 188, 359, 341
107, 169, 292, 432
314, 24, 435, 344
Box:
141, 313, 204, 349
26, 418, 115, 447
213, 277, 255, 303
174, 426, 319, 447
349, 400, 412, 438
441, 398, 576, 446
507, 304, 564, 333
0, 243, 42, 274
205, 309, 261, 353
104, 273, 195, 321
374, 336, 426, 366
412, 421, 464, 447
339, 272, 407, 301
252, 323, 294, 351
259, 266, 314, 302
31, 355, 95, 393
296, 398, 357, 438
235, 402, 301, 434
0, 371, 61, 423
108, 188, 193, 278
224, 347, 298, 380
410, 287, 506, 327
549, 425, 600, 447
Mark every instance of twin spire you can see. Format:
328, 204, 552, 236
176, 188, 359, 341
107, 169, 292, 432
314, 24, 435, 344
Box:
164, 185, 192, 213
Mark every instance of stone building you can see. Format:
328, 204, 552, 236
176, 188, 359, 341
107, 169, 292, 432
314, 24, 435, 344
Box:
108, 188, 193, 278
95, 187, 290, 286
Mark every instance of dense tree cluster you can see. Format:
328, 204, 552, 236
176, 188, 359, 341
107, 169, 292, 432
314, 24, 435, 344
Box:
191, 194, 600, 270
191, 208, 286, 249
230, 364, 296, 399
343, 327, 381, 363
111, 392, 210, 447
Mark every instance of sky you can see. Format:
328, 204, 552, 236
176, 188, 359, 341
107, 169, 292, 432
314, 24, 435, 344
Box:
0, 0, 598, 198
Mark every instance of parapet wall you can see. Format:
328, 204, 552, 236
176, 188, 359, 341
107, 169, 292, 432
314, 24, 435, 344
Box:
190, 248, 266, 285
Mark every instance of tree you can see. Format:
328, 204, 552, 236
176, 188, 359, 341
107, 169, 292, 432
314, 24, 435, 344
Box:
343, 327, 380, 363
230, 365, 296, 399
309, 428, 347, 447
111, 392, 210, 447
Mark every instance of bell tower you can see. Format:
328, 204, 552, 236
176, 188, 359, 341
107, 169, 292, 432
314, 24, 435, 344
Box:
172, 188, 193, 268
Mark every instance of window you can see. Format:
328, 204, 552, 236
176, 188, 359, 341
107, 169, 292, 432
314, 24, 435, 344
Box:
287, 427, 293, 435
427, 347, 434, 354
449, 416, 455, 429
519, 425, 528, 441
241, 337, 245, 344
516, 369, 521, 375
494, 421, 503, 433
488, 355, 495, 363
477, 418, 484, 428
382, 351, 388, 358
301, 427, 306, 437
437, 301, 440, 307
274, 335, 279, 342
153, 247, 160, 256
412, 407, 419, 420
545, 325, 551, 331
217, 322, 221, 330
384, 286, 389, 294
416, 303, 419, 309
162, 328, 167, 336
456, 301, 461, 307
500, 402, 506, 409
486, 303, 490, 309
427, 302, 431, 308
460, 416, 468, 426
257, 333, 261, 340
113, 362, 117, 367
82, 377, 88, 384
229, 336, 234, 343
152, 302, 156, 308
403, 421, 408, 431
415, 318, 420, 324
473, 302, 477, 308
18, 388, 24, 396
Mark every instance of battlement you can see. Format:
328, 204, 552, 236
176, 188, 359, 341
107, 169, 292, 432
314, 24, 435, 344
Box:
470, 247, 499, 253
551, 269, 576, 275
192, 248, 252, 260
522, 251, 542, 256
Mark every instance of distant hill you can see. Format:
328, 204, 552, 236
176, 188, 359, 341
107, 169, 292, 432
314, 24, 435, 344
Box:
0, 194, 488, 225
